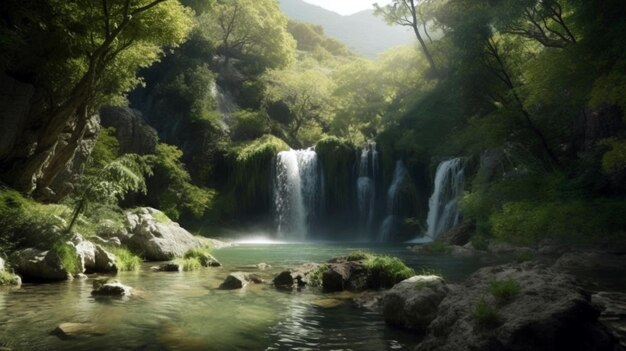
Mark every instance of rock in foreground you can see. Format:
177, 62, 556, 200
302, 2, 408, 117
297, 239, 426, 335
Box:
416, 263, 618, 351
53, 323, 107, 338
219, 272, 263, 290
383, 275, 449, 332
9, 248, 70, 281
122, 208, 205, 261
91, 279, 132, 297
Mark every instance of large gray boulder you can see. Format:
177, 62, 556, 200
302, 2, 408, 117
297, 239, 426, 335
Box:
383, 275, 449, 332
219, 272, 251, 290
122, 208, 205, 261
416, 263, 618, 351
71, 235, 117, 273
9, 248, 70, 281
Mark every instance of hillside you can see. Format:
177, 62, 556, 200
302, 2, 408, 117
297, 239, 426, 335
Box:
279, 0, 415, 58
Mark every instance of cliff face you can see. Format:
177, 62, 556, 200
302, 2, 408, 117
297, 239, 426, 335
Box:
99, 106, 158, 155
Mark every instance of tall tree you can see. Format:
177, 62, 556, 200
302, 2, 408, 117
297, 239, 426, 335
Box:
374, 0, 439, 75
0, 0, 193, 196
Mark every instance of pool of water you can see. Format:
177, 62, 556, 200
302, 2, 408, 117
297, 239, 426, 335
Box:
0, 243, 500, 351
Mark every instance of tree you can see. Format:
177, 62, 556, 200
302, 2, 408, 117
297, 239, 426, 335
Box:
263, 68, 333, 147
0, 0, 193, 196
374, 0, 439, 74
205, 0, 296, 69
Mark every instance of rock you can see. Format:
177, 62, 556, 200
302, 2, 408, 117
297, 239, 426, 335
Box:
0, 74, 34, 161
449, 245, 477, 257
311, 298, 345, 308
383, 275, 449, 332
488, 241, 535, 256
553, 250, 626, 272
355, 291, 384, 310
72, 234, 96, 273
323, 264, 351, 292
52, 323, 107, 338
99, 106, 158, 155
219, 272, 262, 290
0, 271, 22, 286
94, 245, 118, 273
273, 271, 295, 288
74, 273, 88, 280
219, 272, 249, 290
439, 222, 475, 246
257, 263, 271, 270
9, 248, 70, 281
416, 263, 618, 351
92, 235, 121, 247
593, 292, 626, 348
152, 263, 181, 272
91, 280, 132, 297
192, 251, 221, 267
122, 207, 205, 261
0, 256, 4, 272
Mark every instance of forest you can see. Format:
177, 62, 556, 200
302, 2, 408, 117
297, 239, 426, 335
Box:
0, 0, 625, 350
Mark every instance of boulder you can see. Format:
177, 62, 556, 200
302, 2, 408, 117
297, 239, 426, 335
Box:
192, 251, 221, 267
9, 248, 70, 281
439, 222, 475, 246
593, 292, 626, 348
91, 279, 132, 297
553, 251, 626, 272
257, 263, 271, 270
416, 263, 618, 351
122, 208, 205, 261
487, 241, 535, 256
94, 245, 118, 273
323, 264, 352, 292
92, 235, 122, 247
273, 271, 295, 288
219, 272, 263, 290
383, 275, 449, 332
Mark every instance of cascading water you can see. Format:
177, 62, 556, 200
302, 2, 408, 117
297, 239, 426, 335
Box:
274, 149, 320, 240
378, 160, 408, 242
424, 158, 465, 240
356, 142, 378, 240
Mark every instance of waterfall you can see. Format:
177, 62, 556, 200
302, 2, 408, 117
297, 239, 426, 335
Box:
273, 149, 320, 240
424, 158, 465, 240
356, 142, 378, 240
378, 160, 408, 242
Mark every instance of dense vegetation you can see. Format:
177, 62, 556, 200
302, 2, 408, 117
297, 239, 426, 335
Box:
1, 0, 625, 247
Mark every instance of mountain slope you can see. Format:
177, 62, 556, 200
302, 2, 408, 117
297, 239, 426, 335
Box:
279, 0, 415, 58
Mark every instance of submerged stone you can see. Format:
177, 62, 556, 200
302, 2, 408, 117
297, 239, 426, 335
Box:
91, 280, 132, 297
53, 323, 107, 338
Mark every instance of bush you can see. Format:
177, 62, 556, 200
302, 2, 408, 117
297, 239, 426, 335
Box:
346, 250, 373, 261
231, 110, 270, 141
489, 278, 521, 303
473, 297, 500, 327
365, 255, 415, 288
109, 247, 142, 272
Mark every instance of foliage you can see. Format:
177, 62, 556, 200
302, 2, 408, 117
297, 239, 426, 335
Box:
0, 271, 20, 286
364, 255, 415, 288
315, 137, 356, 219
176, 257, 202, 271
231, 110, 270, 141
307, 264, 330, 287
346, 251, 373, 261
108, 247, 142, 272
600, 138, 626, 175
489, 278, 521, 303
473, 298, 501, 327
51, 242, 80, 275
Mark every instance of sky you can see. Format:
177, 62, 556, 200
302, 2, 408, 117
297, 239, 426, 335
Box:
302, 0, 393, 15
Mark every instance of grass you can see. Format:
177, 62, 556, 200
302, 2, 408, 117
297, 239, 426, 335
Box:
489, 278, 521, 303
0, 271, 20, 285
307, 264, 330, 287
51, 242, 80, 274
183, 247, 215, 267
108, 247, 142, 272
418, 267, 443, 277
473, 297, 501, 327
364, 255, 416, 288
175, 257, 202, 271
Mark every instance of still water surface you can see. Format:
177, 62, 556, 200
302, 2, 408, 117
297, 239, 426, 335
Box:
0, 243, 497, 351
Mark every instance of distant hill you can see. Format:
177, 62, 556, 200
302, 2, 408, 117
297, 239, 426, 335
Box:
279, 0, 415, 58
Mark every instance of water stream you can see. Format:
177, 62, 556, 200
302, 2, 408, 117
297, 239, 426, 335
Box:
424, 158, 465, 240
378, 161, 408, 242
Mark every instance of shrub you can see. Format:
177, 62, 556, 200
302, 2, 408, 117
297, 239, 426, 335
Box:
489, 278, 521, 303
473, 297, 500, 327
365, 255, 415, 288
183, 247, 216, 267
231, 110, 270, 141
307, 264, 330, 287
109, 247, 142, 272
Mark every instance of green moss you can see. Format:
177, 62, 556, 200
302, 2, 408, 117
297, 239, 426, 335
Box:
489, 278, 521, 303
154, 211, 172, 224
0, 271, 20, 286
315, 137, 356, 215
51, 242, 80, 274
473, 297, 501, 327
414, 279, 441, 289
364, 255, 415, 288
307, 264, 330, 287
345, 250, 373, 261
109, 247, 142, 272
